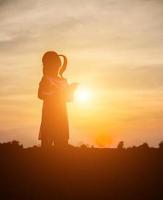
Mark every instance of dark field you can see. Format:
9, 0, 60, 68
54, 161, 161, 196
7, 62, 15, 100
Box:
0, 142, 162, 200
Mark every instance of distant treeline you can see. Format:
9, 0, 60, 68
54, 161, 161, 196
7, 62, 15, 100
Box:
0, 140, 162, 200
0, 140, 163, 150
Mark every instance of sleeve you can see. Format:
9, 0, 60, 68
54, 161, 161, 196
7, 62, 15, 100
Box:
59, 79, 73, 102
65, 82, 76, 102
38, 77, 54, 100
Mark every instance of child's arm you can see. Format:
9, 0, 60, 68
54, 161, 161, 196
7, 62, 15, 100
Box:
38, 77, 55, 100
66, 82, 78, 102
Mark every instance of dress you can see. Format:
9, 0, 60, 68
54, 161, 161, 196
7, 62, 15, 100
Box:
38, 75, 72, 143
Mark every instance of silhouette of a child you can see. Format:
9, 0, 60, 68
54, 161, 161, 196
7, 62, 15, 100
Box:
38, 51, 77, 150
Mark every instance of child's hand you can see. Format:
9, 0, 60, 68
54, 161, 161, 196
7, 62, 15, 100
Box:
70, 83, 79, 90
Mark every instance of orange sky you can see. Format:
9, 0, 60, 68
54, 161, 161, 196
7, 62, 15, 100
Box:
0, 0, 163, 147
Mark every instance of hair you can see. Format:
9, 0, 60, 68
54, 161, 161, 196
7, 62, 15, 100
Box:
42, 51, 61, 76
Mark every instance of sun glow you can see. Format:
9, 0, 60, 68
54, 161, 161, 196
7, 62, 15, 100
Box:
74, 87, 92, 103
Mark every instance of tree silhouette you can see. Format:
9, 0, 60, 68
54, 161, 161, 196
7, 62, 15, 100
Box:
117, 141, 124, 149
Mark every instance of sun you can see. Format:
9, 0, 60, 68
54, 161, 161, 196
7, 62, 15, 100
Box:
74, 87, 92, 103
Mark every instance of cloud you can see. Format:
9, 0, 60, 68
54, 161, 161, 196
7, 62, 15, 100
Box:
88, 64, 163, 90
0, 0, 163, 58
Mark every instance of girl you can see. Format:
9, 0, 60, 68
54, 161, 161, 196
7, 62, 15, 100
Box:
38, 51, 77, 150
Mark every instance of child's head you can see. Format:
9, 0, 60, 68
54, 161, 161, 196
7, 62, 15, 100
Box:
42, 51, 61, 76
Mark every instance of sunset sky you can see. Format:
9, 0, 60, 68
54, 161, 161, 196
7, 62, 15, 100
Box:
0, 0, 163, 147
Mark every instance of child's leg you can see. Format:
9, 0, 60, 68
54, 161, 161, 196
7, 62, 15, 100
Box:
41, 138, 53, 151
55, 138, 68, 151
